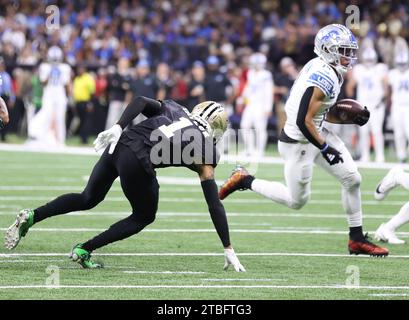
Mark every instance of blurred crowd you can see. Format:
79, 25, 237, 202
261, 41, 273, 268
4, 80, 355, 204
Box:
0, 0, 409, 159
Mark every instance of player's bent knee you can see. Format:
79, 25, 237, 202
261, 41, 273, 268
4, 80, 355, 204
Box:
81, 192, 104, 210
341, 171, 361, 190
289, 195, 309, 210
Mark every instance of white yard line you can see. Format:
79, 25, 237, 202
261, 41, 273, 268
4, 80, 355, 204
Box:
0, 227, 407, 237
0, 196, 403, 206
0, 284, 409, 290
1, 252, 409, 259
369, 293, 409, 297
0, 185, 407, 197
201, 278, 286, 282
123, 271, 206, 274
2, 143, 409, 170
0, 210, 396, 220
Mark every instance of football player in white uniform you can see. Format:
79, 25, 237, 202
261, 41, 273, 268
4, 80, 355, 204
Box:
387, 52, 409, 162
347, 47, 388, 162
28, 46, 71, 146
239, 53, 274, 157
219, 24, 389, 256
374, 166, 409, 244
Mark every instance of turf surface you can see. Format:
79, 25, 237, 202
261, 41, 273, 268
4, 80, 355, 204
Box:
1, 150, 409, 300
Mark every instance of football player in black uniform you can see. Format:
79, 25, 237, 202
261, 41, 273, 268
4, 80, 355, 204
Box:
5, 96, 245, 271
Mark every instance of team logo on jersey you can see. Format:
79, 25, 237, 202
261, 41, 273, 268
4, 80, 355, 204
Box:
308, 72, 334, 97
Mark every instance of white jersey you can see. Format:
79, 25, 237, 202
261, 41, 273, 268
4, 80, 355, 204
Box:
353, 63, 388, 107
39, 62, 71, 96
241, 69, 274, 113
284, 57, 342, 142
388, 68, 409, 107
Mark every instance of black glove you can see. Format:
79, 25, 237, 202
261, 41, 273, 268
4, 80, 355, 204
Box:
320, 143, 344, 165
0, 118, 4, 130
353, 106, 370, 126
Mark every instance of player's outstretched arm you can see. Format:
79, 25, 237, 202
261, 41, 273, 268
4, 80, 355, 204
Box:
196, 164, 245, 272
94, 96, 163, 154
0, 97, 9, 129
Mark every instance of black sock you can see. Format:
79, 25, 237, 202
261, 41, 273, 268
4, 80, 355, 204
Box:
242, 175, 255, 189
349, 226, 364, 241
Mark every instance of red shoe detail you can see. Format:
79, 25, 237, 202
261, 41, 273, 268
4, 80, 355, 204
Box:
219, 167, 250, 200
348, 236, 389, 257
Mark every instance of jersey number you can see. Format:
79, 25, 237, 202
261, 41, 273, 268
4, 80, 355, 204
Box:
159, 117, 192, 138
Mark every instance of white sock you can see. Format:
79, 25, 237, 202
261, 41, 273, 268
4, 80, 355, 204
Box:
251, 179, 292, 208
385, 201, 409, 231
342, 187, 362, 227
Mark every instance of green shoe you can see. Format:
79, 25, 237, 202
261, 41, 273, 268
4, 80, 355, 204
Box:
4, 209, 34, 250
70, 244, 103, 269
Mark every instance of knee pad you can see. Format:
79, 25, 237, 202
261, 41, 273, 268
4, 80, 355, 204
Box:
341, 171, 362, 190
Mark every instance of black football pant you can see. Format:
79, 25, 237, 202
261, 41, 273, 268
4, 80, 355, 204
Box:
34, 143, 159, 251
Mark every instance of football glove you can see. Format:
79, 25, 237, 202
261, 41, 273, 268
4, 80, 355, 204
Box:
93, 124, 123, 154
320, 143, 344, 166
0, 118, 4, 130
353, 106, 370, 126
223, 248, 246, 272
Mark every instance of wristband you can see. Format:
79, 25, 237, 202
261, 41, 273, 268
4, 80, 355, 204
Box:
320, 143, 329, 152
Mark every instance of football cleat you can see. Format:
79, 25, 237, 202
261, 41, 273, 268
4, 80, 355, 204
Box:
374, 166, 402, 201
70, 244, 103, 269
219, 166, 251, 200
4, 209, 34, 250
374, 223, 405, 245
348, 234, 389, 257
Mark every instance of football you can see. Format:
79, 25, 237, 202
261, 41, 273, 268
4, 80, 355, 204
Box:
326, 99, 370, 126
0, 96, 9, 128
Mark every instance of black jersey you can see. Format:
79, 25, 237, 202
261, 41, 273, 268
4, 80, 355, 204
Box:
119, 99, 219, 175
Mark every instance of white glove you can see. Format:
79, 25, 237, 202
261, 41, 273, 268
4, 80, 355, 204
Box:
93, 124, 123, 154
223, 248, 246, 272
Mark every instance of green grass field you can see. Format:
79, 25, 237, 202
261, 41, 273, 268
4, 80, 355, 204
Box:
1, 149, 409, 300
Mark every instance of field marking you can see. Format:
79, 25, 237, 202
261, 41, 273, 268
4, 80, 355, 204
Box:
0, 227, 407, 237
0, 210, 396, 220
123, 271, 206, 274
0, 185, 407, 198
201, 278, 286, 282
369, 293, 409, 297
0, 195, 404, 206
0, 284, 409, 290
1, 252, 409, 259
2, 142, 409, 170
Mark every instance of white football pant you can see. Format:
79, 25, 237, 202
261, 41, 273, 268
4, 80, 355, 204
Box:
391, 105, 409, 162
29, 91, 67, 146
384, 169, 409, 231
241, 106, 268, 157
251, 129, 363, 227
359, 104, 385, 162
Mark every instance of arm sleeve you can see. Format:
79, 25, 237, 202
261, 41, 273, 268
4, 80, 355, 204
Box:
116, 96, 162, 129
201, 179, 231, 247
296, 86, 325, 149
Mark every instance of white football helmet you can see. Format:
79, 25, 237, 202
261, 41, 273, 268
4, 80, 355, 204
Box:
362, 47, 378, 66
249, 52, 267, 70
47, 46, 63, 63
314, 24, 359, 74
191, 101, 228, 144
